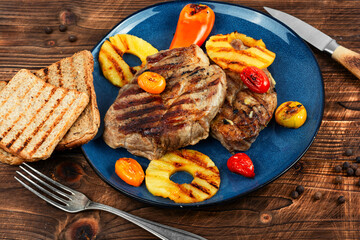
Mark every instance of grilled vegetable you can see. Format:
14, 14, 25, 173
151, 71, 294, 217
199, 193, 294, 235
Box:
275, 101, 307, 128
145, 149, 220, 203
205, 32, 276, 72
137, 71, 166, 94
99, 34, 158, 87
115, 158, 145, 187
170, 3, 215, 49
227, 153, 255, 178
240, 66, 270, 93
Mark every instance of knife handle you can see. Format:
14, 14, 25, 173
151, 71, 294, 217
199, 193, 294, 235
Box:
332, 46, 360, 80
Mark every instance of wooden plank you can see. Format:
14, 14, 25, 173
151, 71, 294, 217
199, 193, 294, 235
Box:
0, 0, 359, 239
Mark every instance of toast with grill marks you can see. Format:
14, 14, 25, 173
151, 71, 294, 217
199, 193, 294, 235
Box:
34, 50, 100, 150
103, 45, 227, 160
0, 69, 89, 161
0, 81, 23, 164
0, 81, 6, 91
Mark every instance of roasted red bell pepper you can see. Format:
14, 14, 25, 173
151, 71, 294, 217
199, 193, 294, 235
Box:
227, 153, 255, 178
170, 3, 215, 49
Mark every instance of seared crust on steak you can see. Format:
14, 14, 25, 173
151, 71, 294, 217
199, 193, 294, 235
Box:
210, 69, 277, 152
103, 45, 227, 160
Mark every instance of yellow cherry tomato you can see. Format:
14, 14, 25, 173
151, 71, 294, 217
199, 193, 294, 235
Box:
275, 101, 307, 128
115, 158, 145, 187
137, 71, 166, 94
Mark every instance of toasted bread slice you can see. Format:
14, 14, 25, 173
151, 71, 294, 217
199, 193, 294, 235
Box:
0, 81, 6, 91
34, 50, 100, 150
0, 69, 89, 161
0, 81, 25, 164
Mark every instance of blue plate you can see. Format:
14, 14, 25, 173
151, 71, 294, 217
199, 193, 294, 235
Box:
82, 1, 324, 207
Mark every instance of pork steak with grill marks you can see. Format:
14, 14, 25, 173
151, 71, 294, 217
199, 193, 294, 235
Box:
210, 69, 277, 153
103, 44, 227, 160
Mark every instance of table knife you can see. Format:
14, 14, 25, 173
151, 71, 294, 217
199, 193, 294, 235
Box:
264, 7, 360, 80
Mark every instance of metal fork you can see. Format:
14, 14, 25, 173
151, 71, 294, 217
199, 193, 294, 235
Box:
15, 163, 206, 240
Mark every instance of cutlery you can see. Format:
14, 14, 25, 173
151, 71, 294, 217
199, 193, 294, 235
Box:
15, 163, 206, 240
264, 7, 360, 80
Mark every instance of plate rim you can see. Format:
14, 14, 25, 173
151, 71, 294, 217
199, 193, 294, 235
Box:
81, 0, 325, 208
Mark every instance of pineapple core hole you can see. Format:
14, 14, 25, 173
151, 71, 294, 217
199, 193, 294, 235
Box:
170, 171, 194, 184
123, 53, 142, 67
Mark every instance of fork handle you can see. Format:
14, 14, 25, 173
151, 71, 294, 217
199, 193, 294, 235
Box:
86, 202, 206, 240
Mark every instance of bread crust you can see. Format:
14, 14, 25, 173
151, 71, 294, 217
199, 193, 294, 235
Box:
0, 69, 89, 161
34, 50, 100, 150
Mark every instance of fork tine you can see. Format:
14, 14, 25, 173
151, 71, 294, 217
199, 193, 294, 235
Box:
19, 165, 71, 200
14, 176, 68, 211
16, 171, 69, 205
22, 163, 75, 195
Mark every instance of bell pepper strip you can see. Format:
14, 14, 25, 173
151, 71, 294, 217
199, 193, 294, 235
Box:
137, 71, 166, 94
170, 3, 215, 49
115, 158, 145, 187
227, 153, 255, 178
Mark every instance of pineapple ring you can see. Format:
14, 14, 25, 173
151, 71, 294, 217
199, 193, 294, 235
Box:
145, 149, 220, 204
99, 34, 158, 87
205, 31, 276, 72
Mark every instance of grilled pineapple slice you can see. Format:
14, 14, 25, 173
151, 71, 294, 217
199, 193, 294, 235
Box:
206, 32, 276, 72
145, 149, 220, 204
99, 34, 158, 87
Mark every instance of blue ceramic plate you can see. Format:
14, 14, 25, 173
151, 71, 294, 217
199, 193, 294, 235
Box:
82, 1, 324, 207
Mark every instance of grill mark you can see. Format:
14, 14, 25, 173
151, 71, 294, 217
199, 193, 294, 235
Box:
148, 62, 180, 72
147, 52, 170, 63
213, 57, 247, 69
164, 123, 186, 132
118, 115, 163, 135
116, 104, 166, 121
0, 83, 47, 142
117, 86, 143, 98
56, 62, 63, 87
28, 92, 77, 156
82, 57, 92, 102
246, 91, 272, 120
4, 87, 55, 149
111, 42, 124, 56
113, 95, 161, 110
177, 184, 195, 199
164, 109, 193, 123
173, 150, 208, 168
185, 76, 220, 96
101, 47, 126, 82
170, 98, 193, 107
254, 46, 272, 55
15, 89, 67, 154
191, 182, 210, 195
121, 35, 129, 51
211, 36, 228, 42
0, 80, 36, 128
42, 68, 49, 83
195, 171, 219, 184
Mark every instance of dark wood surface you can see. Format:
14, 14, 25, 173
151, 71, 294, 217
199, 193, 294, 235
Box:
0, 0, 359, 239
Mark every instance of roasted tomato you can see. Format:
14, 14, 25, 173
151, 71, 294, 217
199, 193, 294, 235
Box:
275, 101, 307, 128
137, 71, 166, 94
240, 66, 270, 93
170, 3, 215, 49
115, 158, 145, 187
227, 153, 255, 178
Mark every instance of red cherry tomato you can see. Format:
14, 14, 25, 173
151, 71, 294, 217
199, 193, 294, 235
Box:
240, 66, 270, 94
227, 153, 255, 178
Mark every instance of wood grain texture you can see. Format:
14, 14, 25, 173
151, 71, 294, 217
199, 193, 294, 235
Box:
0, 0, 359, 239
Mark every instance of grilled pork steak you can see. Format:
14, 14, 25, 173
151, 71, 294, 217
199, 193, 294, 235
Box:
210, 69, 277, 153
103, 45, 227, 160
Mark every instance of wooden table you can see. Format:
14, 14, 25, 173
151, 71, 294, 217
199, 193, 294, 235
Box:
0, 0, 359, 239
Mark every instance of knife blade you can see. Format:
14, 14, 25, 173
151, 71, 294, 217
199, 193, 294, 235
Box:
264, 7, 360, 80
